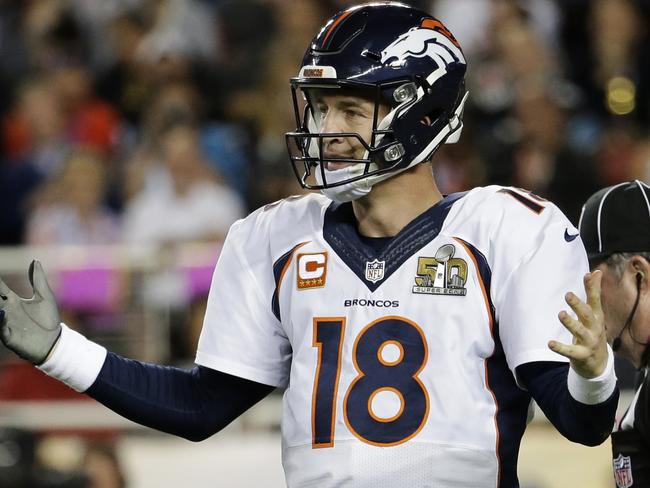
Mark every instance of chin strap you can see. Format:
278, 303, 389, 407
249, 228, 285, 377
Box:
640, 344, 650, 370
443, 90, 469, 145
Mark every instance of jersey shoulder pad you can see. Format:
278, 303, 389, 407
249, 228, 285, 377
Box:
456, 185, 573, 229
445, 185, 579, 258
226, 193, 329, 251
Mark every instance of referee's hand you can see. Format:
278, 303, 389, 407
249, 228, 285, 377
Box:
548, 271, 608, 379
0, 260, 62, 365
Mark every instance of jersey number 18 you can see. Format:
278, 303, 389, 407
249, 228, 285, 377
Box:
312, 316, 429, 448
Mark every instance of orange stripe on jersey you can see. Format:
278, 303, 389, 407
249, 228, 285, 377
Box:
453, 237, 494, 332
421, 18, 462, 49
321, 9, 353, 48
484, 359, 501, 487
454, 237, 501, 486
277, 241, 309, 298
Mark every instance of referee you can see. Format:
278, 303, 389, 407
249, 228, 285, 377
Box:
579, 179, 650, 487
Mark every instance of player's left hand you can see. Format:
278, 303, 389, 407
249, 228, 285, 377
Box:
548, 270, 608, 379
0, 260, 62, 365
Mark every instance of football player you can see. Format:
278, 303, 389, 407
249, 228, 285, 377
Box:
0, 3, 618, 487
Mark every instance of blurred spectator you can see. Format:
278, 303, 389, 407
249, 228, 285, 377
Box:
137, 81, 202, 154
560, 0, 650, 124
595, 124, 643, 185
0, 160, 43, 245
131, 80, 251, 197
225, 0, 330, 207
97, 10, 151, 125
136, 0, 219, 65
0, 428, 87, 488
25, 150, 121, 246
433, 141, 487, 195
2, 64, 120, 167
0, 1, 30, 110
214, 0, 277, 92
53, 65, 120, 154
169, 295, 208, 364
123, 124, 244, 244
22, 1, 91, 71
455, 0, 603, 222
69, 0, 146, 71
81, 442, 127, 488
2, 76, 69, 174
511, 92, 598, 223
631, 137, 650, 182
0, 0, 645, 242
0, 76, 66, 245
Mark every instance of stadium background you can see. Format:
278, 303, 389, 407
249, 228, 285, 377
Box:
0, 0, 648, 486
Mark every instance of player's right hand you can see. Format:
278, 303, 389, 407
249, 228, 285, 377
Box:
0, 260, 61, 365
548, 270, 608, 379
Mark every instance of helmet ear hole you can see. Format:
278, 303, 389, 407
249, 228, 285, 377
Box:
422, 109, 443, 126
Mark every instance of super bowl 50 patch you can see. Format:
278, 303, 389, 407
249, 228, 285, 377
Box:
412, 244, 467, 296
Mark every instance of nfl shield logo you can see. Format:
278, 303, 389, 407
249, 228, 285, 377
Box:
365, 259, 385, 283
613, 454, 633, 488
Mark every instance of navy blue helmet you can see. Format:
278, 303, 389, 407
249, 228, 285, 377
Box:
286, 2, 468, 201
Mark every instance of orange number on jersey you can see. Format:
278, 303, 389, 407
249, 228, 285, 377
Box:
498, 188, 547, 214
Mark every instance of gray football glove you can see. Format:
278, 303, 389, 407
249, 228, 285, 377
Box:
0, 260, 61, 365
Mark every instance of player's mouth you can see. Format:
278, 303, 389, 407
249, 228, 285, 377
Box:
323, 153, 355, 171
325, 162, 351, 170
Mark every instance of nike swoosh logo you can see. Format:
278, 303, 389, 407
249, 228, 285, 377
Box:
564, 228, 579, 242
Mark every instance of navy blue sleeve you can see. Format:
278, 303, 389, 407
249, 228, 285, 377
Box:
516, 361, 619, 446
85, 352, 275, 442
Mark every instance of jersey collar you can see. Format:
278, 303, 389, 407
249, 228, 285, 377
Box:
323, 192, 466, 291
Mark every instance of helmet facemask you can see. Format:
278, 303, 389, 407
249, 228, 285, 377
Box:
286, 76, 467, 202
286, 80, 414, 192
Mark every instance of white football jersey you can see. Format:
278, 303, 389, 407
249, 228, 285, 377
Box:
196, 186, 587, 488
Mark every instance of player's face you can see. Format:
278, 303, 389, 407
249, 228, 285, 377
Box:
309, 89, 390, 170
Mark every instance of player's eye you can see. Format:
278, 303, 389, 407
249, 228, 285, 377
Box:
344, 109, 365, 119
315, 104, 329, 115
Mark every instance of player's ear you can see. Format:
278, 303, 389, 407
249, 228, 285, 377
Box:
629, 255, 649, 290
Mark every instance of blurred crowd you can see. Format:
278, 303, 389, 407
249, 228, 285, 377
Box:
0, 1, 648, 485
0, 428, 125, 488
438, 0, 650, 223
0, 0, 649, 246
0, 0, 647, 379
0, 0, 647, 366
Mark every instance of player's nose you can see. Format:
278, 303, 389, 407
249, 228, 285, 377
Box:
321, 109, 346, 134
321, 114, 347, 150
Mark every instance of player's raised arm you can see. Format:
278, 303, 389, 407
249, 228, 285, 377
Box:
514, 269, 618, 446
0, 261, 274, 441
484, 190, 619, 447
549, 270, 610, 380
